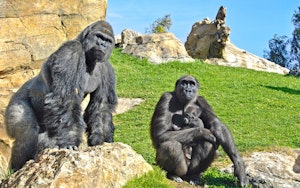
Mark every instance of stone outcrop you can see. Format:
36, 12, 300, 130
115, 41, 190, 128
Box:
120, 29, 142, 48
185, 6, 289, 75
222, 149, 300, 188
206, 41, 290, 74
0, 0, 107, 73
122, 32, 194, 64
185, 17, 230, 59
1, 143, 153, 188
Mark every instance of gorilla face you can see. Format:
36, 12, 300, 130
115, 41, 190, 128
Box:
81, 21, 115, 63
175, 76, 199, 104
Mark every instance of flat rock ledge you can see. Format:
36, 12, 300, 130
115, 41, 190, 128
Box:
221, 150, 300, 188
1, 142, 153, 188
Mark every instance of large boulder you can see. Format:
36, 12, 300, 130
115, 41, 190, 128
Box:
185, 18, 230, 59
121, 29, 142, 48
1, 143, 153, 188
185, 6, 289, 75
222, 149, 300, 188
205, 41, 290, 74
0, 0, 107, 73
122, 32, 194, 64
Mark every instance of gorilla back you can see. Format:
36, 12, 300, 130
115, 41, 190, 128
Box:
5, 20, 117, 171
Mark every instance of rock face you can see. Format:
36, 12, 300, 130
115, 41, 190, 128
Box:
222, 150, 300, 188
185, 18, 230, 59
0, 0, 107, 73
1, 142, 153, 188
185, 7, 289, 75
121, 29, 142, 48
206, 41, 290, 74
122, 32, 194, 64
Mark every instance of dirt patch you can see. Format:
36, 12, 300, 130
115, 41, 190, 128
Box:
81, 96, 144, 115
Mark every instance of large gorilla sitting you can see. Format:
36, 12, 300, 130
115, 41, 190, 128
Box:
150, 75, 248, 186
5, 20, 117, 171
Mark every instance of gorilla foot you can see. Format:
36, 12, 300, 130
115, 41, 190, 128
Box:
167, 173, 183, 183
88, 133, 104, 146
189, 179, 201, 186
61, 145, 78, 150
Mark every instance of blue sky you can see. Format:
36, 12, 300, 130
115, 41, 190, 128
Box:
106, 1, 299, 57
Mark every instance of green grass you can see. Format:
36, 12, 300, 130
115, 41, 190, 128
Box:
111, 48, 300, 187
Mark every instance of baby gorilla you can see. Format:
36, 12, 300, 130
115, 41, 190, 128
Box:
173, 103, 206, 165
183, 104, 204, 128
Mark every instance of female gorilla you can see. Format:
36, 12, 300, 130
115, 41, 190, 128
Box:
150, 75, 248, 186
5, 20, 117, 171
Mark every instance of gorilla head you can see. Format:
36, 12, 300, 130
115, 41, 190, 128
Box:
175, 75, 200, 105
78, 20, 115, 64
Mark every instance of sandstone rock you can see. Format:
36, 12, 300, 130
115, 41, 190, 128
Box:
114, 34, 122, 47
185, 8, 289, 75
185, 18, 230, 59
1, 142, 153, 188
205, 41, 290, 74
121, 29, 142, 48
0, 0, 107, 73
122, 32, 194, 64
222, 150, 300, 188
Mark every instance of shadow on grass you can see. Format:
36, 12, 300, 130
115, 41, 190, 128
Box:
263, 85, 300, 95
202, 176, 240, 188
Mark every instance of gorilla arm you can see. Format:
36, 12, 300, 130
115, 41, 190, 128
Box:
84, 61, 117, 146
197, 96, 249, 186
38, 40, 86, 150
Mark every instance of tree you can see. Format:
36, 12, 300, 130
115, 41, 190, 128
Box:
263, 34, 290, 67
145, 14, 172, 33
290, 7, 300, 70
264, 6, 300, 73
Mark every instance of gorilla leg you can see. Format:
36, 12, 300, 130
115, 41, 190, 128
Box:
187, 142, 216, 181
101, 110, 114, 143
37, 92, 85, 152
84, 88, 115, 146
210, 118, 248, 186
5, 98, 39, 171
156, 141, 188, 182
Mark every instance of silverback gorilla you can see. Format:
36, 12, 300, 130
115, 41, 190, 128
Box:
150, 75, 248, 186
5, 20, 117, 171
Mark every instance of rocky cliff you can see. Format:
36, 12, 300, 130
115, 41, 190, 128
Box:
0, 0, 107, 75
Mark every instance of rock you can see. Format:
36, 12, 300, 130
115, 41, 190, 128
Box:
1, 142, 153, 188
122, 32, 194, 64
185, 7, 289, 75
185, 17, 230, 59
114, 34, 122, 47
205, 41, 290, 74
221, 150, 300, 188
121, 29, 142, 48
0, 0, 107, 73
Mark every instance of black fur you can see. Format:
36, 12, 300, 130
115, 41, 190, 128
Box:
5, 20, 117, 171
150, 75, 248, 186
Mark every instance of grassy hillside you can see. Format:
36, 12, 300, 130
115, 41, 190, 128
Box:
110, 48, 300, 187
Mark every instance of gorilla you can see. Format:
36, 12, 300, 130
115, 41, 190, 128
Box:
150, 75, 248, 186
183, 103, 204, 129
5, 20, 117, 171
